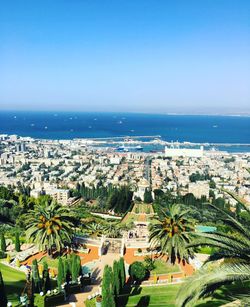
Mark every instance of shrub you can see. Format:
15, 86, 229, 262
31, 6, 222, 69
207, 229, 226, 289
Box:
129, 261, 147, 282
138, 248, 142, 253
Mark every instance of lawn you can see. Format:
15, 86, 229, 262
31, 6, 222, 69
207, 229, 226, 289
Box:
38, 255, 61, 268
118, 284, 180, 307
0, 262, 26, 306
116, 283, 236, 307
150, 259, 181, 274
38, 254, 73, 268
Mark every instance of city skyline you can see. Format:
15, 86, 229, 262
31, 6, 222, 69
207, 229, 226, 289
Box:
0, 0, 249, 113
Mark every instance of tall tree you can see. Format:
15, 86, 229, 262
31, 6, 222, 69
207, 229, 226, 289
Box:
15, 231, 20, 252
71, 254, 81, 283
57, 257, 64, 290
113, 260, 120, 297
0, 270, 7, 307
0, 232, 6, 252
32, 259, 41, 293
42, 262, 51, 293
144, 188, 153, 203
26, 201, 75, 256
149, 204, 195, 264
63, 259, 71, 283
119, 257, 126, 290
102, 265, 115, 307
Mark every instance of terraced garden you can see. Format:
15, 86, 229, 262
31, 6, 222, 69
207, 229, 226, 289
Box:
117, 284, 180, 307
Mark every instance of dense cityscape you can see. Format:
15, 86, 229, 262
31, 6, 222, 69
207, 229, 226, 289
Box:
0, 133, 249, 306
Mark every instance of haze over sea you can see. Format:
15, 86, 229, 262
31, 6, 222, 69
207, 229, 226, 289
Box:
1, 111, 250, 152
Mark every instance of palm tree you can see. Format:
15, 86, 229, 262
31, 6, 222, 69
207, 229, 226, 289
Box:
149, 204, 195, 264
26, 201, 75, 256
85, 222, 104, 238
177, 196, 250, 307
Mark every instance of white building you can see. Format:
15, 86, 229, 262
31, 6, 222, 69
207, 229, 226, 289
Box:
133, 178, 150, 201
165, 146, 204, 158
45, 188, 70, 205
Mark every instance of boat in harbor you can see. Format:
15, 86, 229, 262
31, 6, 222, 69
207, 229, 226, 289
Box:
116, 145, 143, 152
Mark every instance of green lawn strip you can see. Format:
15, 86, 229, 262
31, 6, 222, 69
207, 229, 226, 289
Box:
0, 262, 26, 306
150, 260, 181, 274
118, 284, 226, 307
118, 285, 180, 306
38, 254, 69, 268
38, 255, 60, 268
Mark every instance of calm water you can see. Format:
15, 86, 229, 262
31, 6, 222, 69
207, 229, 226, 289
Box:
0, 111, 249, 152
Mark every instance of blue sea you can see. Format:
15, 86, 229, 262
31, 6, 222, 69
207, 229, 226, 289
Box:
0, 111, 249, 152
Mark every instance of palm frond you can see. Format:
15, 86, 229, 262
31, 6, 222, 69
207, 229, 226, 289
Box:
176, 263, 250, 307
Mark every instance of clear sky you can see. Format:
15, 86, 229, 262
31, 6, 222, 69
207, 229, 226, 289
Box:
0, 0, 249, 113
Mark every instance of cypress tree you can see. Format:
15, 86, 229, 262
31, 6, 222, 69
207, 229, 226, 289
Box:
32, 259, 41, 293
102, 265, 115, 307
119, 257, 126, 290
0, 270, 7, 307
144, 188, 153, 203
71, 254, 81, 283
15, 231, 20, 252
113, 260, 120, 296
42, 262, 51, 293
0, 232, 6, 252
27, 278, 35, 307
63, 258, 72, 283
57, 257, 64, 290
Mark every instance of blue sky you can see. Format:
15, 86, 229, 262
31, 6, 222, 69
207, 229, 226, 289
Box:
0, 0, 249, 113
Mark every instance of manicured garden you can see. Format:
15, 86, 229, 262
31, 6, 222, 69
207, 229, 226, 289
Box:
117, 284, 180, 307
0, 262, 26, 306
150, 259, 180, 274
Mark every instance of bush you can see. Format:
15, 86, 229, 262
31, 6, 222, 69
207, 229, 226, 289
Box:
138, 248, 142, 253
129, 261, 147, 282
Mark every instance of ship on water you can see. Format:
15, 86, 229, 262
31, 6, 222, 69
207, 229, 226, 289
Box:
116, 144, 143, 152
